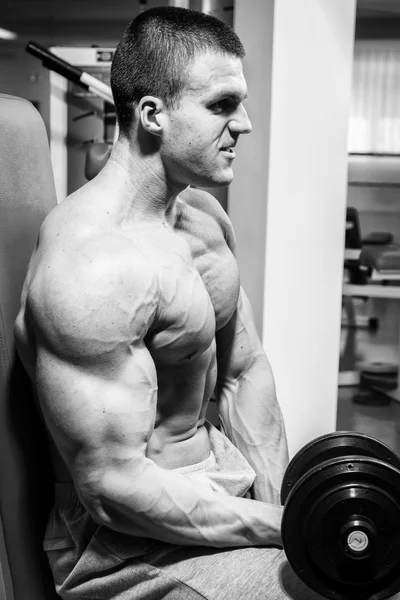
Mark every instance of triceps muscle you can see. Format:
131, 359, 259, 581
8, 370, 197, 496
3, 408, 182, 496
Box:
35, 341, 159, 490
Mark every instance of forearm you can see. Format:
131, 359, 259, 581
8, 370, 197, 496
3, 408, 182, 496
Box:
216, 356, 289, 505
81, 459, 282, 548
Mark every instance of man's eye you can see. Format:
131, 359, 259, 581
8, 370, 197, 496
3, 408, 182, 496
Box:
213, 99, 229, 112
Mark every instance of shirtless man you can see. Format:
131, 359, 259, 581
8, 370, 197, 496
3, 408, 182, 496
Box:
15, 7, 322, 600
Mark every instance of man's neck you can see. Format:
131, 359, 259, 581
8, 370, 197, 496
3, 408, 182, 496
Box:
99, 137, 187, 227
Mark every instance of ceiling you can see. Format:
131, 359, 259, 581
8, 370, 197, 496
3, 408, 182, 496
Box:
2, 0, 167, 22
0, 0, 234, 46
1, 0, 169, 46
1, 0, 400, 23
1, 0, 400, 48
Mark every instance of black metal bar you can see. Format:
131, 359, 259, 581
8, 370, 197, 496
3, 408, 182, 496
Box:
26, 41, 89, 90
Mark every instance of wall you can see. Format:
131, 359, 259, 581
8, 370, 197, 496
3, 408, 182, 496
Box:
231, 0, 356, 456
265, 0, 356, 454
347, 37, 400, 245
229, 0, 275, 335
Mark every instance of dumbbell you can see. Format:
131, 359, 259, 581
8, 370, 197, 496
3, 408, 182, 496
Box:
281, 432, 400, 600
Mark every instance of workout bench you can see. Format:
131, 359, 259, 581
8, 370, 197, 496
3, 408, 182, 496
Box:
0, 94, 58, 599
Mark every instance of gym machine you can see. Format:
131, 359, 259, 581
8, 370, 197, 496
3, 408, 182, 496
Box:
340, 207, 400, 403
26, 42, 115, 202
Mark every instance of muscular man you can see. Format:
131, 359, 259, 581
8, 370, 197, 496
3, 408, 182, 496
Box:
15, 7, 322, 599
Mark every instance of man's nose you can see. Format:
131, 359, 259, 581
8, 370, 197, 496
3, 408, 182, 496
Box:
231, 104, 252, 135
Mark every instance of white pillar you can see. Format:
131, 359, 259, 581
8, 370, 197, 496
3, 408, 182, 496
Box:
231, 0, 356, 457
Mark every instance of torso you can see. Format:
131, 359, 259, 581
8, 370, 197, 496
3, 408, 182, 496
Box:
15, 186, 240, 480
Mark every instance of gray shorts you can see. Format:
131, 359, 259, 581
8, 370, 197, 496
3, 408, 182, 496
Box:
43, 424, 327, 599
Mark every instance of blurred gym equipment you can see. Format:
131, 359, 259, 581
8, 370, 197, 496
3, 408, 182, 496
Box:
26, 42, 115, 200
340, 207, 400, 404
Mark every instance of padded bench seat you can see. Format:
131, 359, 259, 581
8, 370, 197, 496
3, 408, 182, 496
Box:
360, 245, 400, 274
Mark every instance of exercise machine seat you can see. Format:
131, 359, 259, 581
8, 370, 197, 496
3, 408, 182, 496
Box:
0, 94, 58, 599
344, 206, 400, 283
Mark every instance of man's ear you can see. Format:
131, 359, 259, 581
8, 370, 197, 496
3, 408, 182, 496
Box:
138, 96, 165, 136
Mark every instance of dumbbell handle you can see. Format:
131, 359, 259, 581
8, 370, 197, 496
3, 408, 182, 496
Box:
340, 515, 376, 556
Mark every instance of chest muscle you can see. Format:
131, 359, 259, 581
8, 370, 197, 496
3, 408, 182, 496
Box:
145, 211, 239, 365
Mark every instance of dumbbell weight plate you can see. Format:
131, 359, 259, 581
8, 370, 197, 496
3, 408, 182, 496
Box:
361, 362, 398, 376
360, 371, 398, 391
282, 455, 400, 600
280, 431, 400, 505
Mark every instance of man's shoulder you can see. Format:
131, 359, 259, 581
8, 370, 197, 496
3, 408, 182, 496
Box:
29, 229, 159, 352
42, 222, 156, 283
179, 187, 236, 251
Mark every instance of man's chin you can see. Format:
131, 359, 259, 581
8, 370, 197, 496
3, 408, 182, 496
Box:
196, 171, 234, 189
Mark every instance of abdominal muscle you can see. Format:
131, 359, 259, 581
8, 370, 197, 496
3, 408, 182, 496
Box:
146, 424, 212, 471
145, 344, 217, 471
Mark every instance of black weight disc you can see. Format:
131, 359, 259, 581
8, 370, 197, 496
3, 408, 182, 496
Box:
282, 456, 400, 600
360, 372, 398, 391
280, 431, 400, 505
361, 362, 398, 376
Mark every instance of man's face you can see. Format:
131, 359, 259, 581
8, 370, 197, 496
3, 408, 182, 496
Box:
160, 51, 252, 188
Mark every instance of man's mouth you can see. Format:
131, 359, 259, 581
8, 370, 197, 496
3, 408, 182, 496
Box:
220, 144, 236, 158
221, 141, 236, 150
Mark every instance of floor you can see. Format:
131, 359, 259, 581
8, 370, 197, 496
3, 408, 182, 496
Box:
336, 385, 400, 455
338, 295, 400, 455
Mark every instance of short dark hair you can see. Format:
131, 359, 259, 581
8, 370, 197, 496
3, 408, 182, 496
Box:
111, 6, 245, 136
